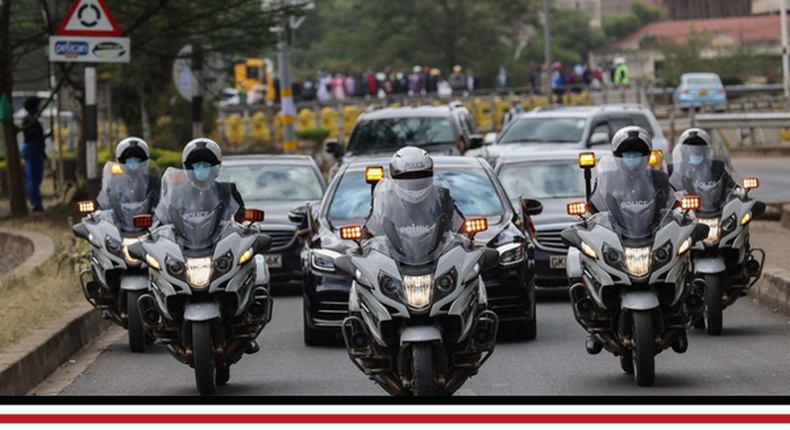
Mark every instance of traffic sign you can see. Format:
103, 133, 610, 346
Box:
49, 36, 130, 63
57, 0, 121, 36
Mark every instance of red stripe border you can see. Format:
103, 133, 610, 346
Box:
0, 414, 789, 424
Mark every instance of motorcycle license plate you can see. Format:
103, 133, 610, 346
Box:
550, 256, 566, 269
265, 254, 283, 269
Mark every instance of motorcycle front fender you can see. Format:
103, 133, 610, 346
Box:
183, 302, 220, 322
694, 256, 726, 274
400, 325, 442, 346
622, 291, 659, 311
120, 274, 149, 291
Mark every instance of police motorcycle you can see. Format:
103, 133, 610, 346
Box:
562, 128, 709, 386
670, 128, 765, 336
334, 147, 501, 396
72, 138, 159, 353
127, 140, 273, 395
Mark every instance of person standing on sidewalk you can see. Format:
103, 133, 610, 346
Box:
20, 96, 49, 212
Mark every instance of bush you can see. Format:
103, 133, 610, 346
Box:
296, 128, 331, 144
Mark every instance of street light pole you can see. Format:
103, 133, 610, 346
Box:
781, 0, 790, 110
543, 0, 553, 106
278, 16, 296, 153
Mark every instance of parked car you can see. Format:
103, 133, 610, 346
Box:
327, 104, 483, 174
467, 104, 669, 165
301, 156, 537, 345
674, 73, 727, 111
222, 155, 327, 288
495, 150, 603, 288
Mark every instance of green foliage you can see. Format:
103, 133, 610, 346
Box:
602, 2, 664, 41
55, 239, 91, 274
629, 2, 664, 25
521, 8, 607, 67
296, 128, 331, 144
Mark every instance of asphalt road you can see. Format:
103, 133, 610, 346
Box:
732, 158, 790, 204
57, 286, 790, 396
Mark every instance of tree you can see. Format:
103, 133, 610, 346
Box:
520, 8, 607, 67
602, 2, 664, 42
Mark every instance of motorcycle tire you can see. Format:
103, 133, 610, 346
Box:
704, 274, 723, 336
216, 364, 230, 386
126, 290, 145, 353
632, 311, 655, 387
193, 321, 217, 395
619, 351, 634, 374
411, 343, 436, 396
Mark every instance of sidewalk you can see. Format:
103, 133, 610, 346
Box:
751, 221, 790, 271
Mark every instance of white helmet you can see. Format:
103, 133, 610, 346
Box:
677, 128, 711, 147
389, 146, 435, 204
612, 126, 652, 157
182, 138, 222, 169
115, 137, 149, 163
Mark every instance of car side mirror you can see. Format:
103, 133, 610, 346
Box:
480, 248, 500, 272
468, 134, 484, 149
484, 132, 497, 145
288, 206, 307, 224
691, 223, 710, 243
127, 242, 145, 261
325, 139, 343, 158
333, 255, 354, 276
589, 131, 609, 146
521, 198, 543, 216
254, 234, 272, 254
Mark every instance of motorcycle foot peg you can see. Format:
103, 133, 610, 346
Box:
350, 332, 370, 350
585, 334, 603, 355
245, 340, 260, 355
671, 331, 689, 354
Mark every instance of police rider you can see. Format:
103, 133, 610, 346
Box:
97, 137, 160, 212
669, 128, 736, 195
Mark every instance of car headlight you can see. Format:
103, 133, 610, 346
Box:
186, 257, 212, 288
624, 247, 651, 278
403, 274, 433, 310
497, 243, 524, 266
311, 249, 341, 272
697, 218, 720, 243
741, 212, 752, 226
581, 242, 598, 259
677, 238, 692, 255
105, 235, 122, 254
145, 254, 161, 271
238, 248, 252, 266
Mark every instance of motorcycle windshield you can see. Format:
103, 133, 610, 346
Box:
154, 167, 238, 250
591, 155, 674, 239
670, 142, 737, 213
365, 177, 461, 266
96, 161, 159, 232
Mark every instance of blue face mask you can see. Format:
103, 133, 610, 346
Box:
193, 162, 212, 181
688, 154, 704, 165
125, 158, 142, 171
621, 152, 643, 171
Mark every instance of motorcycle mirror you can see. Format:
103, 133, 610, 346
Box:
333, 255, 354, 277
521, 198, 543, 216
127, 242, 145, 261
72, 223, 89, 240
77, 200, 97, 215
480, 248, 500, 272
288, 206, 307, 224
254, 234, 272, 254
560, 228, 581, 248
691, 223, 710, 243
133, 215, 153, 229
244, 209, 265, 223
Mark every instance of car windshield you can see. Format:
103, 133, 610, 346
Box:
686, 76, 721, 86
498, 118, 586, 144
346, 117, 456, 153
224, 164, 323, 202
328, 167, 504, 224
499, 161, 590, 200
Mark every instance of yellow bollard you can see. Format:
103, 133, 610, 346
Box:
224, 114, 245, 147
343, 105, 361, 135
297, 109, 317, 131
273, 111, 284, 142
250, 112, 271, 142
320, 107, 341, 138
493, 97, 511, 128
474, 98, 494, 131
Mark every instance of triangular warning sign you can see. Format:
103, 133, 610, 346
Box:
57, 0, 121, 36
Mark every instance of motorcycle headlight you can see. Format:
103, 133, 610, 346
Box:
378, 272, 403, 297
653, 241, 672, 265
602, 243, 621, 266
436, 268, 457, 294
721, 214, 737, 233
105, 235, 122, 254
497, 243, 524, 266
165, 255, 185, 278
741, 212, 752, 226
311, 249, 340, 272
403, 274, 433, 310
238, 248, 252, 266
697, 218, 720, 244
214, 251, 234, 274
186, 257, 213, 288
122, 235, 147, 265
581, 242, 598, 259
677, 238, 692, 256
624, 247, 651, 278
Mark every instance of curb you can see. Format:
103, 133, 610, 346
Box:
748, 268, 790, 316
781, 204, 790, 230
0, 228, 54, 280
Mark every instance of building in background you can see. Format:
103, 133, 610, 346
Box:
661, 0, 752, 20
555, 0, 602, 26
600, 0, 663, 17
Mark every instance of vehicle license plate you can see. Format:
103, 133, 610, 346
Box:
550, 256, 566, 269
699, 90, 708, 97
265, 254, 283, 268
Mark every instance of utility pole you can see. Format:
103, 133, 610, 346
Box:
192, 45, 203, 138
782, 0, 789, 110
543, 0, 553, 106
85, 66, 98, 199
278, 17, 296, 153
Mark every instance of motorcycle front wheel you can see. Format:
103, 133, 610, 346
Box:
632, 311, 655, 387
704, 274, 723, 336
126, 290, 145, 353
410, 343, 436, 396
192, 321, 217, 395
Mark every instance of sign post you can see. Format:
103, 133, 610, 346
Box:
172, 44, 225, 139
49, 0, 129, 198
